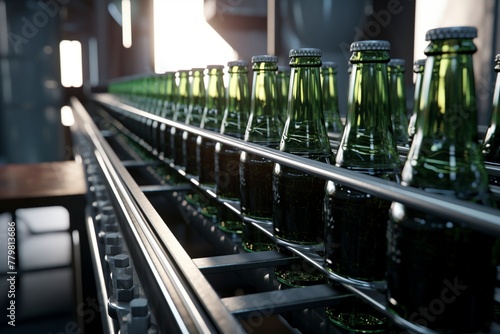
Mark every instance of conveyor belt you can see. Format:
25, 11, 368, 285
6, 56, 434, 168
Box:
68, 94, 500, 334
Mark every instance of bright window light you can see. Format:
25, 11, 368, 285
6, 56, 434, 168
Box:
122, 0, 132, 48
153, 0, 237, 73
60, 105, 75, 126
414, 0, 482, 61
59, 40, 83, 88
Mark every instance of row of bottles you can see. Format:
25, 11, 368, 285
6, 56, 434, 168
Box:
106, 25, 500, 333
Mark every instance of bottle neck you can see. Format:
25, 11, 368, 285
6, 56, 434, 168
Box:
337, 58, 400, 171
388, 64, 409, 145
245, 63, 282, 144
321, 67, 341, 129
186, 71, 206, 126
412, 66, 424, 115
202, 69, 225, 130
276, 71, 290, 124
221, 67, 250, 137
415, 52, 479, 147
162, 73, 177, 118
157, 73, 173, 117
281, 58, 331, 156
405, 38, 490, 195
174, 72, 190, 121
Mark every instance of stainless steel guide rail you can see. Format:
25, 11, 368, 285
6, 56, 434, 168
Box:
73, 92, 500, 334
94, 93, 500, 233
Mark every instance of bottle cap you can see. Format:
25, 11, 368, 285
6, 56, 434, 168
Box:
178, 69, 190, 73
251, 55, 278, 63
413, 59, 426, 73
414, 59, 426, 66
495, 54, 500, 63
206, 64, 225, 70
425, 26, 477, 41
350, 40, 390, 52
289, 48, 322, 57
322, 61, 337, 69
227, 60, 248, 67
388, 59, 406, 67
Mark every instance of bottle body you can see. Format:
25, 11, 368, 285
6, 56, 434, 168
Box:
325, 172, 397, 281
388, 204, 495, 331
387, 27, 496, 332
274, 153, 331, 245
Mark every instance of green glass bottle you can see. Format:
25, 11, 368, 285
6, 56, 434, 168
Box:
215, 60, 250, 233
324, 40, 400, 333
407, 58, 425, 144
183, 68, 206, 176
321, 61, 344, 137
170, 69, 190, 167
240, 55, 282, 252
387, 58, 409, 147
483, 54, 500, 185
276, 65, 290, 125
158, 71, 178, 160
387, 26, 496, 333
273, 48, 334, 287
197, 65, 226, 188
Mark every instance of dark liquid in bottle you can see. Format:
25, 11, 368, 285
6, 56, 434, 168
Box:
272, 152, 332, 287
172, 128, 184, 167
215, 144, 241, 200
240, 152, 274, 219
159, 123, 172, 159
240, 151, 275, 252
151, 120, 159, 152
184, 132, 198, 175
387, 204, 495, 332
273, 152, 331, 244
197, 138, 216, 186
145, 117, 154, 146
325, 171, 397, 282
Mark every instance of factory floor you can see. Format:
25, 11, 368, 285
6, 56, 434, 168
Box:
0, 207, 77, 334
